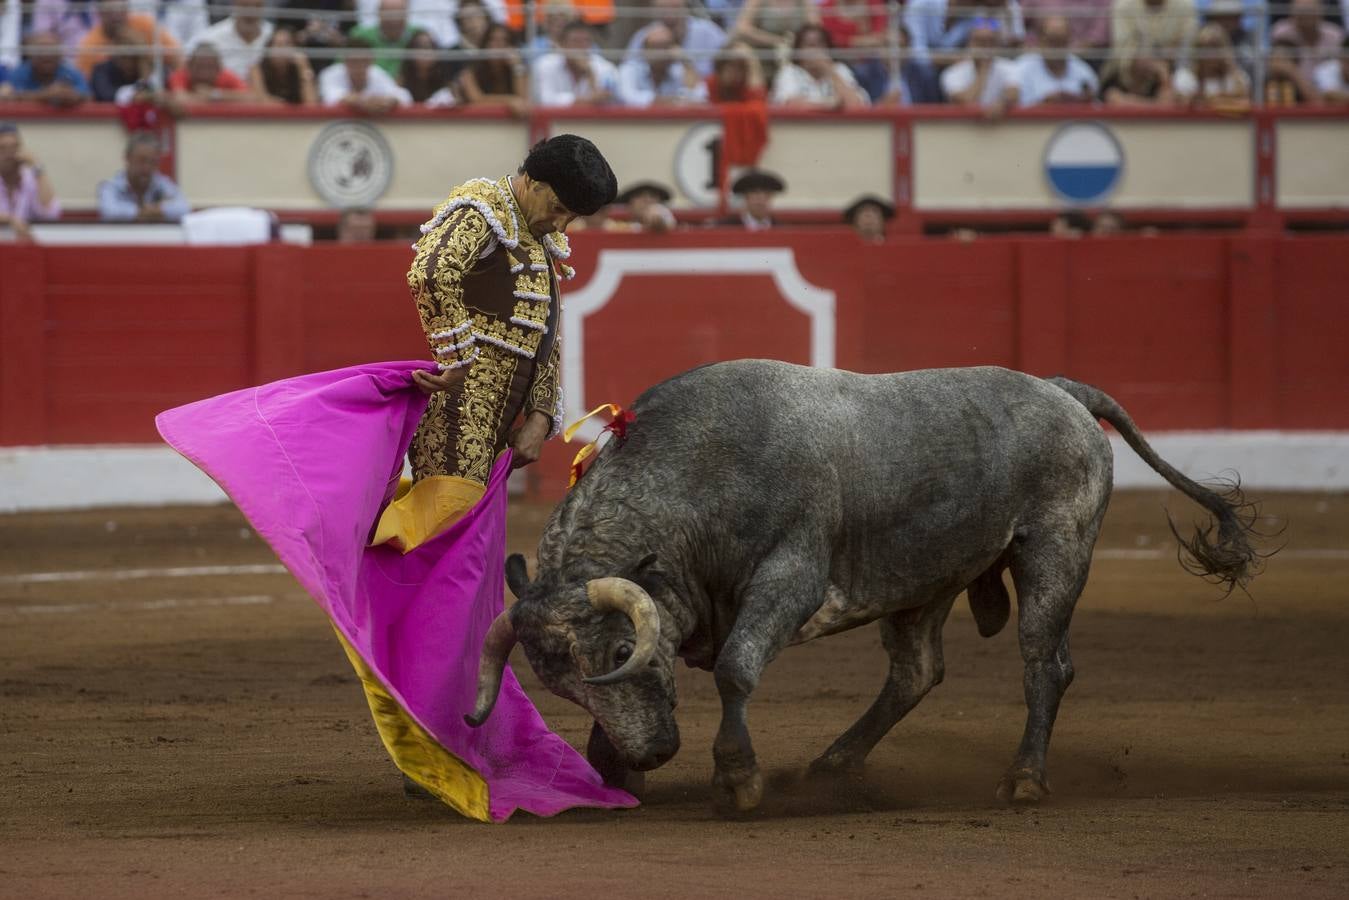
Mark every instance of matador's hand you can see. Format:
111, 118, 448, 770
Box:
509, 411, 552, 468
412, 366, 467, 395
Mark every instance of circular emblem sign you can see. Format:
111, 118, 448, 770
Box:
308, 121, 394, 208
673, 121, 724, 207
1043, 122, 1124, 206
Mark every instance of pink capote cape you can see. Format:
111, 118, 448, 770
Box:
155, 361, 637, 822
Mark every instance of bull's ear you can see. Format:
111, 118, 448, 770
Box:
625, 553, 661, 594
505, 554, 531, 600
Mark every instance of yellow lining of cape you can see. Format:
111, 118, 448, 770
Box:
334, 628, 492, 822
369, 475, 486, 553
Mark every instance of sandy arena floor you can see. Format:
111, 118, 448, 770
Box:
1, 490, 1347, 899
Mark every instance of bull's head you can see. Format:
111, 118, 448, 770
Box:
464, 553, 680, 771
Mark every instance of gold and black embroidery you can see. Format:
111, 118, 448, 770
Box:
406, 175, 572, 484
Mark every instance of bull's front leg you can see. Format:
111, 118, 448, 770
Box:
711, 561, 825, 814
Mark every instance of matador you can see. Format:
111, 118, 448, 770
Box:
371, 134, 619, 551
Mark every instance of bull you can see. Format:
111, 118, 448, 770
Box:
465, 361, 1262, 812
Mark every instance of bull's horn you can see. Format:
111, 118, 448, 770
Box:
583, 577, 660, 686
463, 609, 517, 727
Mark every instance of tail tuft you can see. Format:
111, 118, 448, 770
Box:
1162, 474, 1278, 596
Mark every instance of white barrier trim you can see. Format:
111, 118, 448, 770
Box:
1, 432, 1346, 512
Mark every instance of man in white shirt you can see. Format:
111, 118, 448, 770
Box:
940, 19, 1020, 110
532, 20, 618, 106
624, 0, 727, 77
617, 23, 708, 106
186, 0, 273, 80
1313, 37, 1349, 103
319, 35, 413, 110
1017, 15, 1099, 105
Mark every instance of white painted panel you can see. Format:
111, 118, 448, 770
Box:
1276, 120, 1349, 209
915, 120, 1252, 209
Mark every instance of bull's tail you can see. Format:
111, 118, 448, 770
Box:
1047, 376, 1268, 595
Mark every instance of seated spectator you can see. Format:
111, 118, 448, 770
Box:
290, 1, 356, 75
0, 65, 10, 98
453, 0, 493, 50
9, 31, 91, 106
97, 132, 190, 222
250, 27, 318, 105
615, 181, 678, 233
944, 0, 1028, 50
618, 23, 709, 106
1050, 209, 1092, 238
337, 206, 377, 242
456, 22, 528, 110
1270, 0, 1344, 84
1107, 0, 1198, 81
717, 168, 784, 230
770, 24, 870, 109
879, 25, 942, 105
843, 193, 893, 243
170, 43, 256, 103
1202, 0, 1259, 84
732, 0, 820, 82
530, 0, 578, 56
1314, 36, 1349, 103
1016, 15, 1099, 105
1264, 34, 1322, 105
0, 122, 61, 242
819, 0, 889, 99
707, 40, 766, 102
1019, 0, 1110, 56
187, 0, 274, 81
1173, 23, 1250, 108
531, 20, 618, 106
1101, 54, 1177, 105
401, 29, 458, 105
90, 36, 149, 102
75, 1, 183, 78
29, 0, 99, 53
626, 0, 727, 78
939, 19, 1019, 111
350, 0, 415, 77
320, 35, 412, 110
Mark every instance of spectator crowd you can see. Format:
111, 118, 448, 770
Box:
0, 0, 1346, 112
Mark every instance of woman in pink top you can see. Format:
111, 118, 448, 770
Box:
0, 124, 62, 242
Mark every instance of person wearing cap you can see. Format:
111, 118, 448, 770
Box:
615, 180, 678, 233
844, 194, 893, 243
386, 133, 617, 530
718, 169, 784, 230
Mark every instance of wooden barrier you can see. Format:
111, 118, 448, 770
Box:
2, 231, 1345, 500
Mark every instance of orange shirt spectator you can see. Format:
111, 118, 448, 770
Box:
75, 4, 182, 77
505, 0, 613, 31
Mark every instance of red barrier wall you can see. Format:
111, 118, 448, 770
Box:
2, 232, 1346, 499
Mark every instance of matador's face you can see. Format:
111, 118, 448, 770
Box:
514, 174, 579, 238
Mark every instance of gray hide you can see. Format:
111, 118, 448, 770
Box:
475, 361, 1263, 812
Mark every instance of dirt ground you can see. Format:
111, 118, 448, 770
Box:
1, 490, 1347, 899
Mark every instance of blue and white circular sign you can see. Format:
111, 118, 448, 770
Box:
1043, 122, 1124, 206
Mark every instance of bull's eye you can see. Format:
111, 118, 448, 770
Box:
613, 644, 633, 666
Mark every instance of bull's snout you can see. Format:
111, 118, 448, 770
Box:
630, 734, 680, 771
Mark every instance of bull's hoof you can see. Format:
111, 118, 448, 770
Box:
807, 750, 864, 780
995, 767, 1050, 805
712, 767, 764, 815
611, 768, 646, 798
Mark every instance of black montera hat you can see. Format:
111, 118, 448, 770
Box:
616, 181, 674, 205
843, 194, 895, 223
730, 169, 786, 195
521, 134, 618, 217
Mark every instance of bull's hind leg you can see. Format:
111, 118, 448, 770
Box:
808, 596, 956, 776
997, 529, 1096, 804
